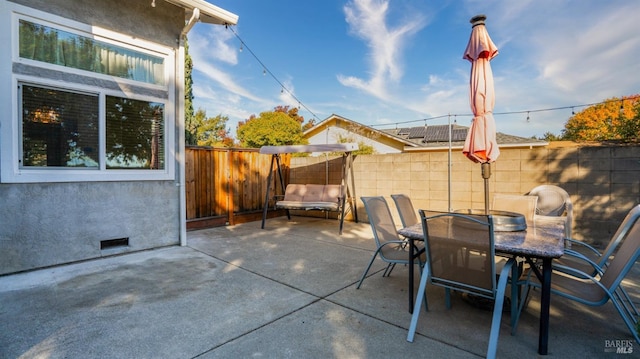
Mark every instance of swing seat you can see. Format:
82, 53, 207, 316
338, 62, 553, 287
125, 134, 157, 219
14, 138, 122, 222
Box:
276, 184, 343, 212
259, 143, 359, 235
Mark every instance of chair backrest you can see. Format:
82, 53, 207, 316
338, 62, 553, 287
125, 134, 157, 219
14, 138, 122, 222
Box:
391, 194, 419, 227
419, 210, 496, 298
599, 206, 640, 291
491, 194, 538, 225
596, 204, 640, 268
527, 185, 573, 240
361, 196, 400, 247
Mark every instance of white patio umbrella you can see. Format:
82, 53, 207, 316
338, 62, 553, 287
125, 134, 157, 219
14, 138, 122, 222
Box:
462, 14, 500, 213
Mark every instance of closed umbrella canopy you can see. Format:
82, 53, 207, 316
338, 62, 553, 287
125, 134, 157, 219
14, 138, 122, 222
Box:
462, 15, 500, 163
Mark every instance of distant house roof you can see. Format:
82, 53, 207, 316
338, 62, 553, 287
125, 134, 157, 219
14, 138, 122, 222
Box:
303, 114, 547, 153
382, 124, 547, 150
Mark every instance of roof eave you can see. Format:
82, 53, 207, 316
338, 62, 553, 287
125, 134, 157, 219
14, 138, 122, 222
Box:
164, 0, 238, 25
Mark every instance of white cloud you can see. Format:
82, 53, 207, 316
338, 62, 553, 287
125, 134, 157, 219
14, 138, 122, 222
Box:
339, 0, 426, 100
189, 26, 238, 65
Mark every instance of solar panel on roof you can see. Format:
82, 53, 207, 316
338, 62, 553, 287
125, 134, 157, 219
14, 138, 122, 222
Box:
407, 127, 426, 139
397, 127, 412, 135
452, 128, 467, 141
420, 125, 469, 142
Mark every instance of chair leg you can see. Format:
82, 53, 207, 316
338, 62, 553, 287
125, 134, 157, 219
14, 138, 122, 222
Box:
383, 263, 396, 277
487, 259, 514, 359
357, 249, 382, 289
407, 267, 431, 342
609, 291, 640, 344
444, 288, 452, 309
512, 283, 536, 335
510, 259, 523, 333
618, 285, 640, 318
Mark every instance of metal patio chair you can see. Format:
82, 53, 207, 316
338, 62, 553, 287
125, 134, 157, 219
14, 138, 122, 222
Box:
515, 204, 640, 344
551, 204, 640, 320
357, 196, 424, 289
407, 210, 516, 359
391, 194, 419, 228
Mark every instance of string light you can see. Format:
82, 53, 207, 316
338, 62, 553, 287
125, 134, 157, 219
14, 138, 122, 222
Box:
571, 107, 575, 115
225, 25, 320, 122
370, 95, 640, 129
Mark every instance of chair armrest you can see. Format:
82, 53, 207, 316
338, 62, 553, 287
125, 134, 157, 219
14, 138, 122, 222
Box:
528, 262, 609, 295
555, 250, 605, 277
379, 240, 412, 247
565, 238, 602, 257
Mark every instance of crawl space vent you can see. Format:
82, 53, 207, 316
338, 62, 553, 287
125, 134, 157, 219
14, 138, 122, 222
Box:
100, 237, 129, 250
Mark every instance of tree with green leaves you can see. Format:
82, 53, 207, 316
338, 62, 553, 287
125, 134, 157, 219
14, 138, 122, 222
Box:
192, 110, 234, 147
237, 110, 307, 148
184, 39, 196, 145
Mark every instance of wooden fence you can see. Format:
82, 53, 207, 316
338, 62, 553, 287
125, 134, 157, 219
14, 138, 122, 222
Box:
185, 146, 290, 230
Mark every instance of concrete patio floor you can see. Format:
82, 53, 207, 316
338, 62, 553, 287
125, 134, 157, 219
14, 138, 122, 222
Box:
1, 216, 639, 358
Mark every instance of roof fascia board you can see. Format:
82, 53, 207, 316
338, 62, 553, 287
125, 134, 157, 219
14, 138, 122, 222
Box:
164, 0, 238, 25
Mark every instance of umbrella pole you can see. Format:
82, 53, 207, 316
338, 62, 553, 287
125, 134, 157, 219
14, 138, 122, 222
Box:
481, 162, 491, 214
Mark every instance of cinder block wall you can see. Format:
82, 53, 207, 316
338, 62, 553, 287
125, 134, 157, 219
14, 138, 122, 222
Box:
289, 143, 640, 247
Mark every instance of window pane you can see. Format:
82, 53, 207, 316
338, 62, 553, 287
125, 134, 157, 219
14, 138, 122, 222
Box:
19, 20, 165, 85
21, 84, 99, 168
106, 96, 164, 170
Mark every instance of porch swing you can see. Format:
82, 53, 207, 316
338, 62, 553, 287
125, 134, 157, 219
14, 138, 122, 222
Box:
259, 143, 359, 234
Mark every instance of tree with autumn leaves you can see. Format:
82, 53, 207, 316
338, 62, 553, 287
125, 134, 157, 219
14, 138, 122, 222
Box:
562, 95, 640, 142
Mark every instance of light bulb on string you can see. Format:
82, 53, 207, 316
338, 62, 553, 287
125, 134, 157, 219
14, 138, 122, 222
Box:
263, 69, 266, 76
239, 43, 243, 52
526, 111, 530, 122
571, 107, 575, 115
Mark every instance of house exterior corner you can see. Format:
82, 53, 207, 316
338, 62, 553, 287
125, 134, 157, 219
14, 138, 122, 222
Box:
0, 0, 236, 274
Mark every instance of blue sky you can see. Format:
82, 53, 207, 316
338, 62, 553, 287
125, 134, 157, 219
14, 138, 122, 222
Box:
188, 0, 640, 139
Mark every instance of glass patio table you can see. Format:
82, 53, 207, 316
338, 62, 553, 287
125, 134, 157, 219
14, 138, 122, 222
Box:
398, 215, 565, 355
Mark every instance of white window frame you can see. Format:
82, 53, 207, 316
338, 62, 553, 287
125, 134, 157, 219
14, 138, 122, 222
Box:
1, 2, 176, 183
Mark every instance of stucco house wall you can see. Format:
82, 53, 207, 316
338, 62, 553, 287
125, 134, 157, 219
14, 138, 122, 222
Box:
0, 0, 235, 274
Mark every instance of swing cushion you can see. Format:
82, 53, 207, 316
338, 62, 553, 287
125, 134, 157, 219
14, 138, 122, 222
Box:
276, 184, 343, 211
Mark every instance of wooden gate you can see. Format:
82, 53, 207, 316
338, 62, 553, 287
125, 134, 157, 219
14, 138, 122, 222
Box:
185, 146, 289, 230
